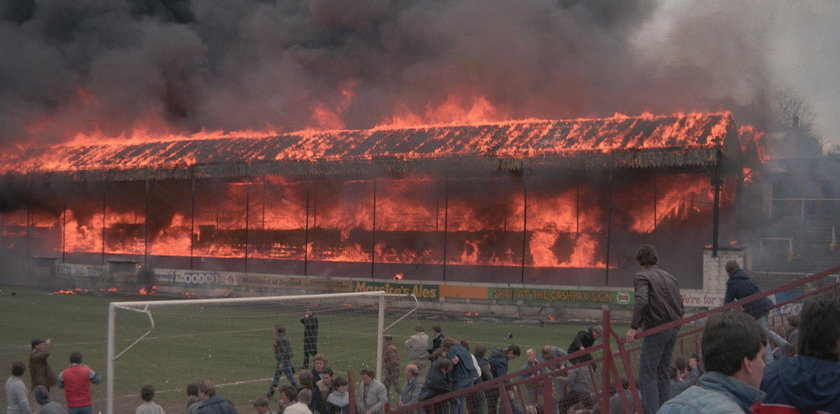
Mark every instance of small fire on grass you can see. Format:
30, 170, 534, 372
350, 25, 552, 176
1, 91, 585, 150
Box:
138, 285, 159, 295
52, 287, 89, 295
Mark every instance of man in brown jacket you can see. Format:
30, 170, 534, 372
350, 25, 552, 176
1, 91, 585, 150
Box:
624, 244, 684, 414
29, 338, 57, 391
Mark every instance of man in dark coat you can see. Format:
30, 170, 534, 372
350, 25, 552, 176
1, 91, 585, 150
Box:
723, 260, 788, 359
486, 345, 520, 414
419, 358, 452, 414
300, 309, 319, 370
567, 326, 602, 365
427, 326, 444, 360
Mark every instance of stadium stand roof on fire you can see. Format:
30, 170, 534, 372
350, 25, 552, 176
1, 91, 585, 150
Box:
1, 112, 757, 181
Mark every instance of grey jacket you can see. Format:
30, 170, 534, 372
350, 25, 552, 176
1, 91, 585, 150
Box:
358, 379, 387, 414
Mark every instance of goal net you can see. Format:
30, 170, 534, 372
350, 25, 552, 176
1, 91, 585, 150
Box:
106, 291, 412, 414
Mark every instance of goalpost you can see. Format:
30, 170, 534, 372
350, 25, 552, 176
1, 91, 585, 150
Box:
106, 291, 414, 414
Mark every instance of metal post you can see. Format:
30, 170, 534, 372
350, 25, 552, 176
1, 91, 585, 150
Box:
144, 177, 150, 268
653, 174, 657, 235
521, 177, 528, 284
62, 203, 67, 262
101, 182, 107, 265
600, 306, 612, 414
190, 172, 196, 269
304, 185, 310, 275
106, 303, 116, 414
244, 180, 250, 273
25, 198, 31, 261
576, 184, 580, 235
371, 178, 377, 278
712, 150, 722, 257
442, 176, 449, 281
605, 161, 613, 286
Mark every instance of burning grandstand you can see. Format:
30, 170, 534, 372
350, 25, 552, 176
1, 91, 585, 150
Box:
0, 111, 763, 289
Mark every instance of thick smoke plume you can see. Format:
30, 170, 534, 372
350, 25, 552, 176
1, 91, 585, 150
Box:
0, 0, 833, 147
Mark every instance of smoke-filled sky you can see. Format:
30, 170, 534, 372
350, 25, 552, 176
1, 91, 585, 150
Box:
1, 0, 838, 148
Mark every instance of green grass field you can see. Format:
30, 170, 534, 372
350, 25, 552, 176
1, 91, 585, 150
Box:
0, 285, 626, 414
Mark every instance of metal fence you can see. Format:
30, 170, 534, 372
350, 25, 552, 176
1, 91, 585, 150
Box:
340, 264, 840, 414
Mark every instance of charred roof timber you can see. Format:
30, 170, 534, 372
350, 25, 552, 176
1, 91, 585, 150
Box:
1, 112, 758, 181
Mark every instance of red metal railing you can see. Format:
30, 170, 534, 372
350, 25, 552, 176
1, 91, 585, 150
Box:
349, 264, 840, 414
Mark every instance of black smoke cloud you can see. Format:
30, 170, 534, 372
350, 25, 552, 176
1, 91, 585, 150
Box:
0, 0, 779, 147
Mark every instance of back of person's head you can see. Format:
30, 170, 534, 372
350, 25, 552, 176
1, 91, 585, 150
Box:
31, 338, 44, 349
186, 382, 200, 397
798, 292, 840, 361
436, 357, 453, 371
383, 334, 393, 343
702, 311, 766, 375
507, 344, 521, 357
297, 388, 313, 405
33, 385, 50, 405
199, 380, 216, 397
279, 385, 298, 402
11, 361, 25, 376
673, 357, 688, 372
591, 325, 603, 336
725, 260, 741, 275
252, 394, 270, 408
406, 364, 419, 377
70, 351, 82, 364
442, 337, 457, 349
415, 325, 424, 332
333, 376, 347, 388
635, 244, 658, 266
298, 369, 314, 387
431, 348, 446, 360
474, 344, 488, 359
432, 325, 442, 334
141, 384, 155, 402
275, 324, 285, 335
460, 340, 470, 350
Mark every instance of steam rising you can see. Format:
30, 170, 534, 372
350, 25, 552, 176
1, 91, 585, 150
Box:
0, 0, 836, 146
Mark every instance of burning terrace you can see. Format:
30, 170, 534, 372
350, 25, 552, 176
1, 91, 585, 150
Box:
0, 112, 761, 288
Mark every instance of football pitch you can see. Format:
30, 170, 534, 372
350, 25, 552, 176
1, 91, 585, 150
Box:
0, 285, 619, 414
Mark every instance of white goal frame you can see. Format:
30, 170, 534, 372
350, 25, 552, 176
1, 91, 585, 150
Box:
105, 290, 407, 414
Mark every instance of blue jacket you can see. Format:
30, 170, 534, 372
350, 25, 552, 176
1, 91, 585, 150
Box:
488, 348, 509, 378
658, 371, 764, 414
724, 269, 773, 319
198, 395, 239, 414
760, 355, 840, 413
447, 344, 477, 384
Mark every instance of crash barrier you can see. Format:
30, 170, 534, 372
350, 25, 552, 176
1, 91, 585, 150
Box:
363, 264, 840, 414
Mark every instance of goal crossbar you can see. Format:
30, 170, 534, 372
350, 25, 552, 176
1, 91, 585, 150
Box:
106, 290, 405, 414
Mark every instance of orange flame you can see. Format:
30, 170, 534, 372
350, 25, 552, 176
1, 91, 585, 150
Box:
138, 285, 158, 296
